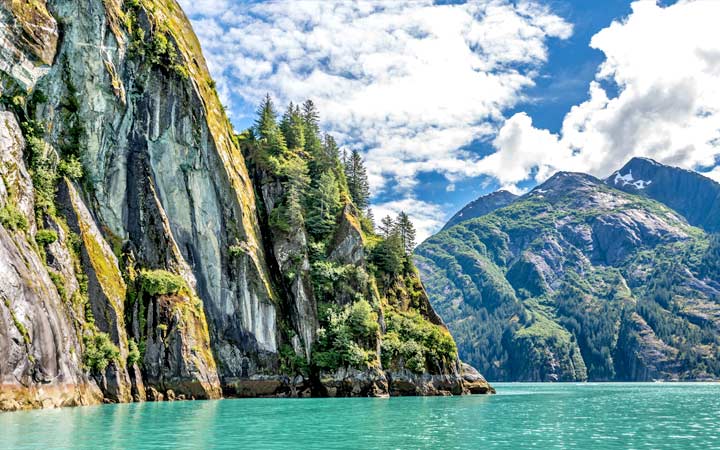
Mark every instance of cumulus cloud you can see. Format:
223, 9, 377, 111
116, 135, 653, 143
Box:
484, 0, 720, 187
178, 0, 571, 225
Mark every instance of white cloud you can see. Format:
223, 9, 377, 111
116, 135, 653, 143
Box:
178, 0, 230, 18
485, 0, 720, 187
179, 0, 571, 233
372, 198, 447, 245
705, 166, 720, 183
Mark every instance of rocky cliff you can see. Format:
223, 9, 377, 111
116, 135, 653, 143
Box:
417, 166, 720, 382
0, 0, 490, 411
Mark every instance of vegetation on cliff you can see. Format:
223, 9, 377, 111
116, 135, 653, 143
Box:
244, 95, 458, 377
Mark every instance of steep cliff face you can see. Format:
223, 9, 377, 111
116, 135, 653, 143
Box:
417, 168, 720, 382
0, 0, 490, 410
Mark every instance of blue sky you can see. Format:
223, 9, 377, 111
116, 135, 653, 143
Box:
179, 0, 720, 241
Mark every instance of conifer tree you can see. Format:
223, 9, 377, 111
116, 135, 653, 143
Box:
315, 133, 341, 173
302, 99, 322, 156
306, 170, 341, 237
344, 149, 370, 210
395, 211, 416, 254
280, 155, 310, 228
370, 232, 404, 276
379, 215, 395, 238
254, 94, 287, 157
280, 102, 305, 151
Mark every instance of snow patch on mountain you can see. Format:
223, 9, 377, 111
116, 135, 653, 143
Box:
613, 169, 652, 190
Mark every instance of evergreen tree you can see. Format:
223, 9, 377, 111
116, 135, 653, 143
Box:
370, 232, 405, 276
302, 99, 322, 156
254, 94, 287, 157
344, 149, 370, 210
701, 234, 720, 279
279, 154, 310, 228
395, 211, 416, 254
280, 102, 305, 151
378, 215, 395, 238
315, 133, 340, 173
306, 170, 341, 237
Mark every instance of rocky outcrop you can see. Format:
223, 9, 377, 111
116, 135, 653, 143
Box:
57, 179, 132, 403
0, 0, 492, 411
0, 0, 58, 88
0, 109, 102, 410
142, 293, 221, 399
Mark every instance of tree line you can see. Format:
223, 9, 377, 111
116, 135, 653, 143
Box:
250, 94, 418, 276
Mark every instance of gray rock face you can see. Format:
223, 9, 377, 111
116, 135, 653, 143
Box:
37, 0, 280, 382
0, 0, 58, 88
142, 293, 221, 399
0, 109, 102, 410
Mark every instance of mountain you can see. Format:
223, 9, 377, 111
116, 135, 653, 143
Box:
416, 168, 720, 382
607, 157, 720, 232
0, 0, 490, 411
442, 190, 518, 231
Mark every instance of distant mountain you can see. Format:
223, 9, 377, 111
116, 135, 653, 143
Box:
607, 157, 720, 232
416, 164, 720, 382
442, 190, 518, 231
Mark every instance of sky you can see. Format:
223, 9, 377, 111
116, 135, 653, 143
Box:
178, 0, 720, 243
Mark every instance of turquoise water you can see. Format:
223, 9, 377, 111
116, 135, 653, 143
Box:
2, 383, 720, 449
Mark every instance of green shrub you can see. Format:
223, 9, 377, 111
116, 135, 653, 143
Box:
381, 308, 457, 374
127, 338, 141, 366
83, 331, 120, 372
48, 271, 66, 301
35, 229, 58, 246
228, 244, 244, 258
312, 300, 379, 371
0, 204, 28, 231
279, 343, 308, 376
58, 156, 83, 180
139, 269, 187, 296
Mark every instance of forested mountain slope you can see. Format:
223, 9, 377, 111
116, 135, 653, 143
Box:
417, 168, 720, 382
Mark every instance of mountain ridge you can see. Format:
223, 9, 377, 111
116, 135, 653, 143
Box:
416, 158, 720, 382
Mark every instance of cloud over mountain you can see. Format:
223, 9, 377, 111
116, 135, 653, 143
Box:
486, 0, 720, 187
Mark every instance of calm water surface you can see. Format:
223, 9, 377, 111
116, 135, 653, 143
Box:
2, 383, 719, 449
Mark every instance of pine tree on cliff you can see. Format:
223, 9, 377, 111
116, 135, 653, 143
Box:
395, 211, 416, 254
379, 215, 395, 237
306, 170, 341, 237
344, 149, 370, 210
316, 133, 341, 174
302, 99, 322, 156
370, 232, 405, 275
280, 102, 305, 152
254, 94, 287, 156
